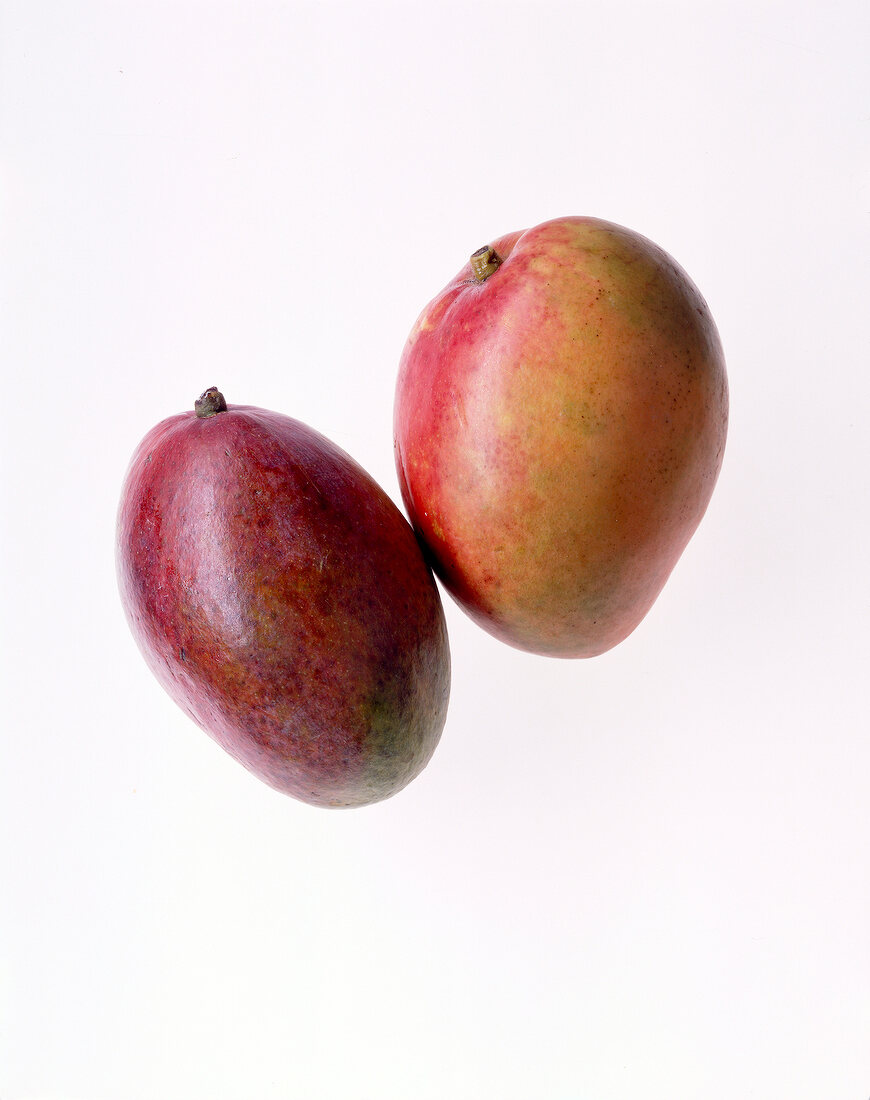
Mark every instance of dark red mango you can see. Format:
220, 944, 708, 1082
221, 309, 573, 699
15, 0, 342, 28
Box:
117, 389, 450, 808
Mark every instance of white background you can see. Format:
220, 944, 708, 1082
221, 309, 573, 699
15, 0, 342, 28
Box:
2, 1, 868, 1097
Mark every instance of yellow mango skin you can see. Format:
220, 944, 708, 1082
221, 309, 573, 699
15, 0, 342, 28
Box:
394, 216, 729, 658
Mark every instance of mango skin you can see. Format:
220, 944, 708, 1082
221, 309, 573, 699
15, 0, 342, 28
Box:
394, 216, 729, 658
117, 402, 450, 808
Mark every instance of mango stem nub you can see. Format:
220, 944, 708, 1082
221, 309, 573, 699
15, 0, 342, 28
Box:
469, 245, 502, 282
195, 387, 227, 418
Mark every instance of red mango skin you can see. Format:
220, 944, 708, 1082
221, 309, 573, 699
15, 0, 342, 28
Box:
117, 401, 450, 808
394, 216, 729, 658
